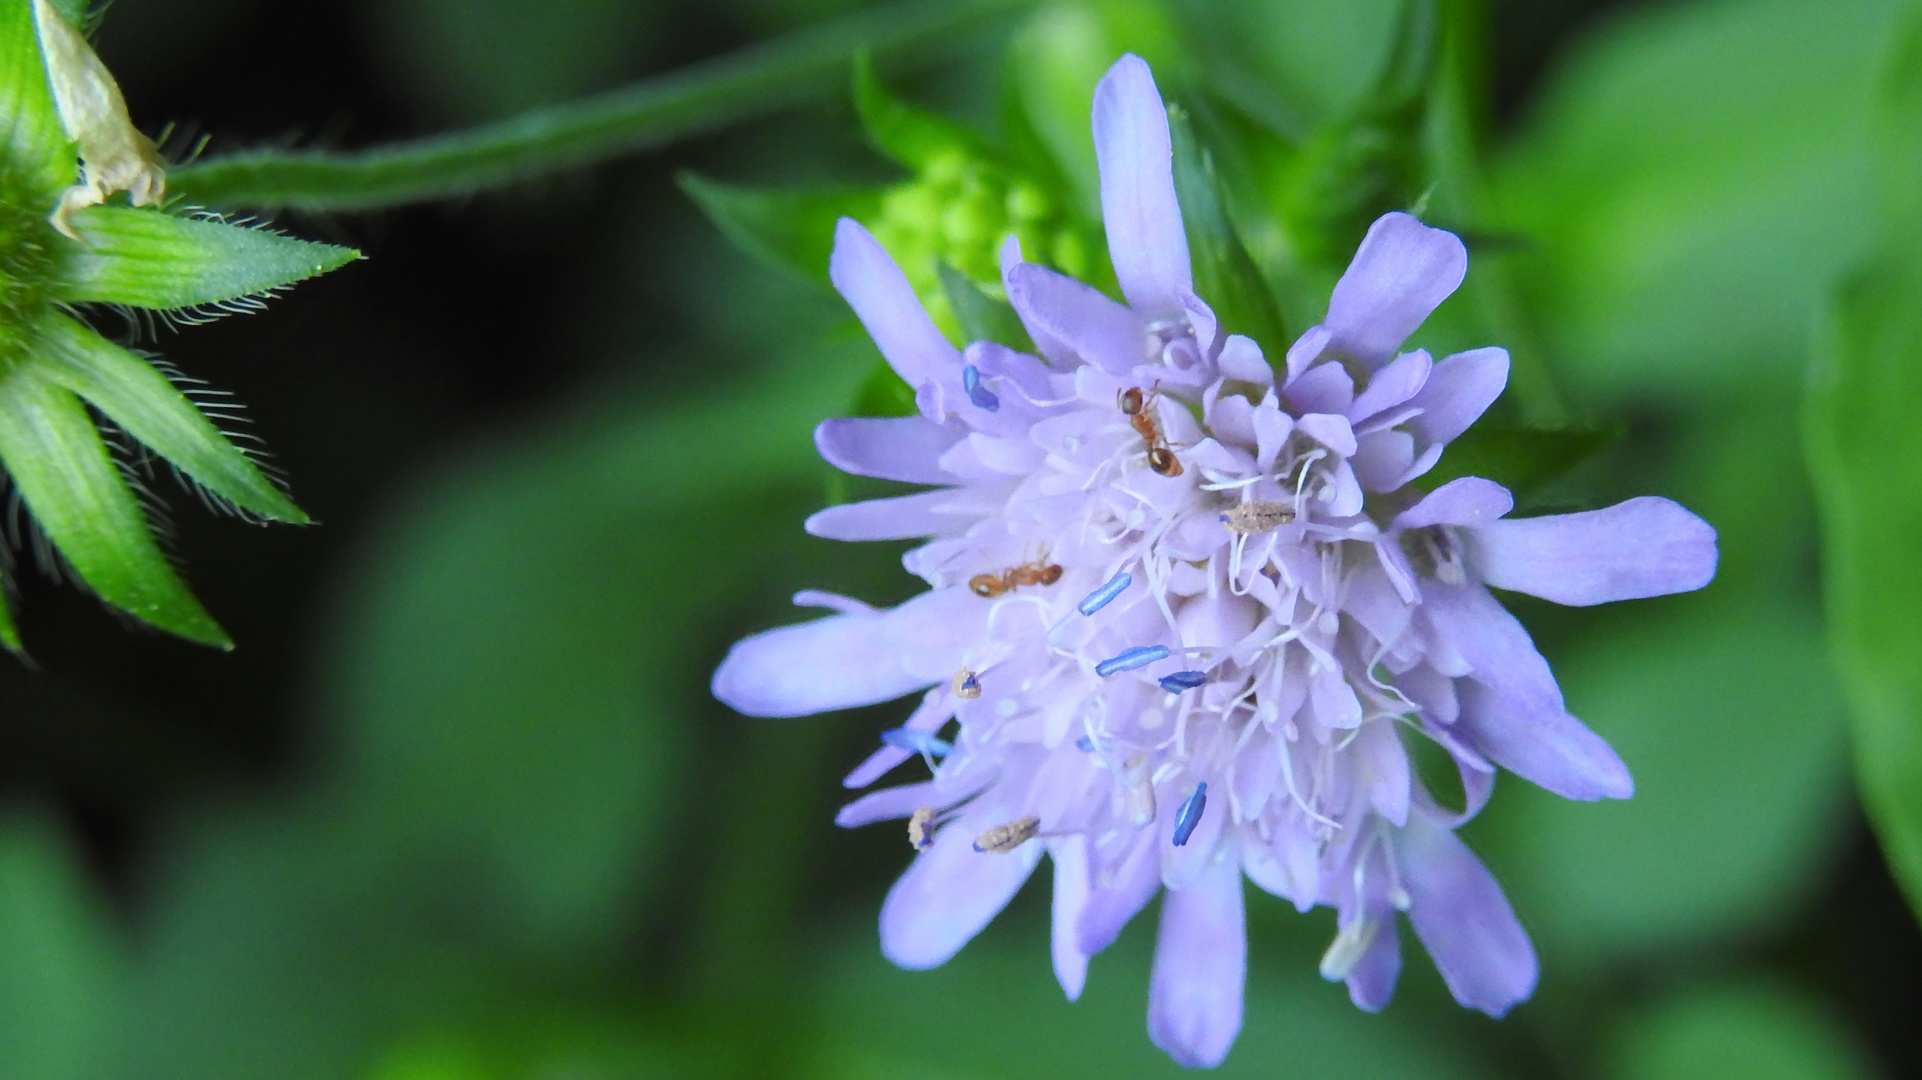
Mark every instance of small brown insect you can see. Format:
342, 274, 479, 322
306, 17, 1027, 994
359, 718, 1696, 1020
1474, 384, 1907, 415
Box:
908, 806, 939, 851
1222, 499, 1296, 535
972, 815, 1040, 854
1120, 384, 1184, 477
970, 557, 1064, 598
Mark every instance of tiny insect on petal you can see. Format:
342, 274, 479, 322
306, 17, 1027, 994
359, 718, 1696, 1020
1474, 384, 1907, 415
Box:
973, 815, 1040, 853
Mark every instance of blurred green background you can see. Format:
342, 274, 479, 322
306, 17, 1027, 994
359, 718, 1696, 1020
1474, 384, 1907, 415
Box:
0, 0, 1915, 1076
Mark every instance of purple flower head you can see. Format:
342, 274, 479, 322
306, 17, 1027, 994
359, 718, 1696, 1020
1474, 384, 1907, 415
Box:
712, 54, 1717, 1068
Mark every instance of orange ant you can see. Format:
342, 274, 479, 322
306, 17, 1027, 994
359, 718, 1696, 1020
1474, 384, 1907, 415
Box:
969, 556, 1065, 598
1118, 385, 1184, 477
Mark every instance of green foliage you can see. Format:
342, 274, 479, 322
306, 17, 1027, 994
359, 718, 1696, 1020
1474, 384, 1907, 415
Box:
55, 206, 359, 309
1167, 103, 1289, 355
1607, 982, 1877, 1080
679, 173, 884, 285
937, 260, 1032, 351
1807, 247, 1922, 917
30, 314, 305, 522
0, 815, 124, 1080
0, 364, 228, 646
852, 51, 995, 170
1417, 425, 1619, 497
0, 0, 74, 200
1484, 603, 1848, 960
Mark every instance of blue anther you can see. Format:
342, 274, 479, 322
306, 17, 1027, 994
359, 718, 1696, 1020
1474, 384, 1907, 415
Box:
1158, 670, 1209, 693
961, 365, 1000, 412
881, 728, 953, 758
1075, 735, 1096, 752
1096, 645, 1171, 677
1172, 782, 1208, 847
1076, 571, 1132, 616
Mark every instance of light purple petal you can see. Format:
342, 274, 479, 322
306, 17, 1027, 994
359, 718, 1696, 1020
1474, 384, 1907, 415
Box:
836, 781, 940, 828
1283, 362, 1355, 416
1051, 836, 1092, 1001
1345, 917, 1402, 1012
1006, 262, 1141, 374
829, 218, 959, 388
1285, 324, 1332, 381
1296, 413, 1357, 457
1078, 830, 1161, 956
1408, 347, 1508, 445
1350, 349, 1433, 422
843, 688, 953, 789
1419, 580, 1561, 720
1093, 54, 1191, 316
881, 806, 1043, 969
1470, 497, 1718, 606
814, 417, 963, 484
1324, 213, 1467, 368
712, 587, 983, 717
1397, 815, 1538, 1017
805, 488, 969, 541
1396, 477, 1514, 531
1148, 851, 1245, 1069
1456, 680, 1633, 801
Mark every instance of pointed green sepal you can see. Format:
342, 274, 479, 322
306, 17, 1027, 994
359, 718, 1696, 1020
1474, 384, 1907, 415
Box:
53, 205, 359, 309
1, 0, 74, 198
32, 313, 307, 522
852, 52, 996, 171
1416, 425, 1622, 497
937, 261, 1032, 352
0, 362, 229, 646
679, 172, 882, 286
1168, 104, 1290, 356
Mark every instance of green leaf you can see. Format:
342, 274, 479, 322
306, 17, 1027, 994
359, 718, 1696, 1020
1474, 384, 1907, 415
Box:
1807, 246, 1922, 918
0, 363, 228, 646
1416, 424, 1619, 496
1877, 7, 1922, 228
0, 581, 18, 654
851, 51, 994, 170
851, 359, 916, 418
31, 314, 306, 522
936, 260, 1032, 351
678, 173, 882, 285
1, 0, 73, 198
54, 206, 359, 309
1483, 602, 1847, 960
1168, 104, 1290, 356
1607, 982, 1877, 1080
0, 813, 126, 1080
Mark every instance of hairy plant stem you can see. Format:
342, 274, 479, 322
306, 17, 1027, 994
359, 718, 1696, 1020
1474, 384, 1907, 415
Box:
171, 0, 1033, 212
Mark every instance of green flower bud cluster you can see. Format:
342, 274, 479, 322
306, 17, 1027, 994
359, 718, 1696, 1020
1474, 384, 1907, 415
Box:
0, 0, 358, 650
868, 147, 1091, 341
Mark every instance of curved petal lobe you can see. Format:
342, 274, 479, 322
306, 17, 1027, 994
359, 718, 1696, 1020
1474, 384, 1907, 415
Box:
1397, 815, 1537, 1017
1470, 497, 1718, 606
712, 587, 983, 717
1147, 852, 1245, 1068
1408, 347, 1508, 445
1324, 213, 1467, 368
881, 806, 1042, 969
1093, 54, 1191, 316
814, 417, 962, 484
830, 218, 958, 389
